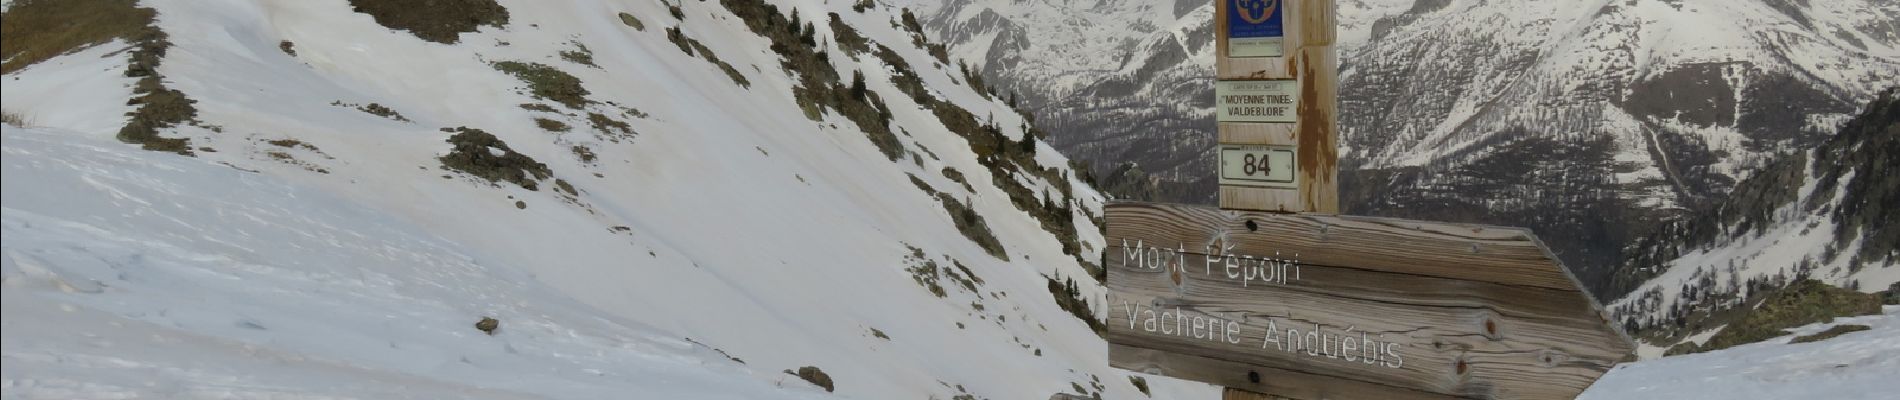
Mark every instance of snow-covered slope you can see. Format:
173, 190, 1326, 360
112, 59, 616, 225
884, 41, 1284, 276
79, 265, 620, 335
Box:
1582, 305, 1900, 400
2, 124, 835, 399
0, 0, 1210, 398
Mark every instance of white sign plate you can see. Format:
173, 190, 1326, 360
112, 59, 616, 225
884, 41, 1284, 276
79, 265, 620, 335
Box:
1216, 80, 1299, 123
1219, 144, 1297, 189
1230, 37, 1285, 58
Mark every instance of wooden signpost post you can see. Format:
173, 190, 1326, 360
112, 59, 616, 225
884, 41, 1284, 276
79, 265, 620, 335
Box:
1216, 0, 1337, 214
1102, 1, 1635, 399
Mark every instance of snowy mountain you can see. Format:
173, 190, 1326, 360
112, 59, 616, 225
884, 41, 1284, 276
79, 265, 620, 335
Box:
1601, 87, 1900, 356
900, 0, 1900, 290
0, 0, 1202, 398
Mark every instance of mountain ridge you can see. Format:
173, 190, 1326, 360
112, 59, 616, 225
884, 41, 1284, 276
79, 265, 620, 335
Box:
903, 0, 1900, 291
1604, 86, 1899, 356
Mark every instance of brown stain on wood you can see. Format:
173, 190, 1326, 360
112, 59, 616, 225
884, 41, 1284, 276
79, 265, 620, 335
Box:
1292, 0, 1337, 213
1295, 53, 1335, 212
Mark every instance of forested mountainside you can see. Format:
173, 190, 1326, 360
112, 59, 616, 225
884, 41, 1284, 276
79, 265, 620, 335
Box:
1604, 87, 1899, 356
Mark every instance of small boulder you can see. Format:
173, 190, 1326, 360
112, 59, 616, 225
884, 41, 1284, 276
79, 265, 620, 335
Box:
476, 317, 499, 335
785, 366, 834, 392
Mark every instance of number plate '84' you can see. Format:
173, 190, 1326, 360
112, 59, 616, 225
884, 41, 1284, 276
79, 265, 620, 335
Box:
1219, 144, 1297, 189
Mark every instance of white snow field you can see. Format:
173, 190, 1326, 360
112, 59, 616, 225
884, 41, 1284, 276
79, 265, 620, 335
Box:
1582, 306, 1900, 400
2, 124, 834, 399
2, 0, 1204, 398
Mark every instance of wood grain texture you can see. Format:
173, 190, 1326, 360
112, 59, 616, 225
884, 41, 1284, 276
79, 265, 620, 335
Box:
1290, 33, 1337, 214
1219, 185, 1304, 213
1219, 122, 1298, 144
1223, 388, 1298, 400
1106, 202, 1635, 399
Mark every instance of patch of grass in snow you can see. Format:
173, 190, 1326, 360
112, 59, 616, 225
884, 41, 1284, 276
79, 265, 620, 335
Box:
784, 366, 834, 392
533, 118, 570, 132
1684, 280, 1883, 354
265, 138, 318, 152
1788, 324, 1871, 344
117, 16, 198, 155
1885, 282, 1900, 305
570, 145, 597, 164
586, 112, 634, 140
939, 192, 1007, 261
897, 7, 925, 36
347, 0, 508, 44
664, 26, 749, 88
330, 101, 410, 122
438, 127, 551, 191
874, 44, 931, 104
0, 0, 152, 74
873, 41, 1088, 263
1129, 375, 1151, 397
491, 61, 590, 109
948, 258, 983, 293
903, 246, 948, 298
829, 13, 869, 57
664, 1, 685, 20
260, 138, 331, 174
1048, 276, 1104, 335
684, 338, 745, 364
941, 167, 974, 193
717, 0, 900, 160
896, 8, 948, 64
559, 40, 596, 68
958, 60, 992, 100
929, 89, 1080, 258
1, 110, 28, 127
617, 12, 645, 31
909, 175, 1007, 260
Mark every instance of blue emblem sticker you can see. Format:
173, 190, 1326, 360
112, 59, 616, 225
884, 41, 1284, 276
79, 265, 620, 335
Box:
1227, 0, 1285, 58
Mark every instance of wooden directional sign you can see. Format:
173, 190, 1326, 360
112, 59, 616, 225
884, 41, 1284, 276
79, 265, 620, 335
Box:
1106, 202, 1635, 399
1215, 0, 1337, 213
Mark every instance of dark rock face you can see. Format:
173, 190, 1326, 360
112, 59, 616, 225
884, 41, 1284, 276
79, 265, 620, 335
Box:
1619, 63, 1740, 129
789, 366, 834, 392
1737, 73, 1856, 151
347, 0, 510, 44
